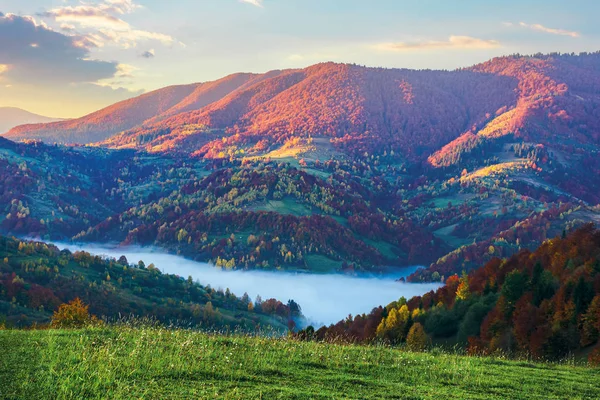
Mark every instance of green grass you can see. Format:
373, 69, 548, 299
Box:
362, 238, 403, 260
303, 254, 343, 273
433, 224, 472, 248
249, 198, 313, 217
1, 328, 599, 399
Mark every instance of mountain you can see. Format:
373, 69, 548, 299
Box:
1, 53, 600, 281
0, 107, 61, 134
6, 61, 519, 156
101, 63, 518, 158
7, 53, 600, 165
2, 74, 264, 144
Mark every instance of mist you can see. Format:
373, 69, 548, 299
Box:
52, 242, 442, 326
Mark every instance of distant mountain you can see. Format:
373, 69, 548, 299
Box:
0, 107, 61, 134
7, 53, 600, 166
2, 74, 275, 145
98, 63, 518, 158
5, 62, 518, 156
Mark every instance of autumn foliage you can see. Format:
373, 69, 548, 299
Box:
51, 298, 100, 329
302, 225, 600, 361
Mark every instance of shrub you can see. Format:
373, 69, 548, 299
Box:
51, 298, 101, 329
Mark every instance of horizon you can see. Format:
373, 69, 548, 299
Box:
1, 0, 599, 118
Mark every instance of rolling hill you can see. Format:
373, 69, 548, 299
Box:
0, 107, 61, 134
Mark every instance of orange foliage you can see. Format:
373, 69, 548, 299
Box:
51, 298, 100, 329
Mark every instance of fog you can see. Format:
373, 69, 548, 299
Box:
53, 242, 442, 326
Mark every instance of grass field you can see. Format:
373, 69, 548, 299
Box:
1, 328, 599, 399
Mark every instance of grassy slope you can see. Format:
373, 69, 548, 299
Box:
1, 328, 599, 400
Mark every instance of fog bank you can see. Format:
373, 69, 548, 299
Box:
54, 242, 442, 325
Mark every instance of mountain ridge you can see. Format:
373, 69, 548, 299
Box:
0, 107, 62, 134
6, 53, 600, 165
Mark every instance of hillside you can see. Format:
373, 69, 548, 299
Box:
1, 53, 600, 280
0, 107, 60, 134
311, 226, 600, 362
1, 131, 599, 278
0, 235, 300, 330
2, 328, 598, 399
0, 138, 445, 272
429, 53, 600, 168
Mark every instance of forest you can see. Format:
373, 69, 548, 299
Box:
0, 235, 303, 331
299, 226, 600, 364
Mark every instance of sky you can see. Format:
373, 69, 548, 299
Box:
0, 0, 598, 118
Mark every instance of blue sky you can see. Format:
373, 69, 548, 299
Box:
0, 0, 598, 117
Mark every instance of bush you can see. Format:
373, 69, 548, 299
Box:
51, 298, 101, 329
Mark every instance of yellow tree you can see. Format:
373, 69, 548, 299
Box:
406, 323, 428, 351
456, 272, 471, 301
376, 305, 411, 343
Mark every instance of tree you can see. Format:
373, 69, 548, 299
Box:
406, 322, 428, 351
287, 299, 302, 318
589, 347, 600, 367
501, 270, 529, 312
376, 305, 410, 343
51, 298, 99, 329
581, 295, 600, 347
177, 228, 188, 243
203, 301, 215, 321
456, 272, 471, 301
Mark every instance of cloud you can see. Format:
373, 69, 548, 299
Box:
375, 36, 501, 52
40, 5, 130, 29
0, 13, 140, 117
240, 0, 264, 8
140, 49, 155, 58
39, 0, 175, 49
115, 63, 138, 78
515, 22, 580, 38
60, 23, 76, 32
0, 13, 118, 84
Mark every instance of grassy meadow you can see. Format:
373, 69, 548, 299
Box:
1, 327, 599, 399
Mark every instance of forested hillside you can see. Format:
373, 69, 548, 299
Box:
0, 235, 301, 330
307, 226, 600, 363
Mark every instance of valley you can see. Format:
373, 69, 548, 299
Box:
3, 1, 600, 397
48, 241, 440, 325
2, 54, 600, 284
